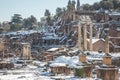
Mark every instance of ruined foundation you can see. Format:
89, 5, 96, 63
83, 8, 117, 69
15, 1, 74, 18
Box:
97, 66, 119, 80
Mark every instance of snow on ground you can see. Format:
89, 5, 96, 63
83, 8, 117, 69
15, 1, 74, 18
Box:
51, 75, 101, 80
86, 51, 104, 62
6, 30, 41, 36
0, 73, 33, 80
0, 65, 52, 80
0, 74, 52, 80
111, 53, 120, 57
67, 78, 102, 80
50, 56, 83, 68
32, 61, 47, 66
0, 51, 120, 80
27, 65, 38, 69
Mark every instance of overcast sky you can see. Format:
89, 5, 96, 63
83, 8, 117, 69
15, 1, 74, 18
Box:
0, 0, 101, 22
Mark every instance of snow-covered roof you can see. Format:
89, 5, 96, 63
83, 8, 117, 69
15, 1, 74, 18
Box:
50, 63, 67, 67
95, 9, 109, 14
42, 36, 60, 40
10, 36, 20, 39
6, 30, 41, 36
21, 43, 30, 45
111, 53, 120, 57
47, 48, 59, 52
43, 33, 57, 36
68, 48, 78, 54
43, 32, 61, 40
86, 51, 105, 62
109, 12, 120, 16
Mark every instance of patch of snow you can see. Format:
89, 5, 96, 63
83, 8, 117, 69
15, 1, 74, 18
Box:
50, 56, 83, 68
87, 39, 101, 44
32, 61, 47, 66
86, 51, 105, 62
47, 48, 59, 52
6, 30, 40, 36
50, 63, 67, 67
27, 65, 37, 69
111, 53, 120, 57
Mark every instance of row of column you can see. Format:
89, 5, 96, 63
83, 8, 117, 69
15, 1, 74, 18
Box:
78, 23, 93, 51
22, 43, 31, 60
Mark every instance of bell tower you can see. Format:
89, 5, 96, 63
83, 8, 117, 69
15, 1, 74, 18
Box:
67, 0, 72, 11
76, 0, 80, 11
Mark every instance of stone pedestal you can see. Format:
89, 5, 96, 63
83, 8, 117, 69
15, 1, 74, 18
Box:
21, 43, 31, 60
51, 66, 71, 75
0, 42, 4, 51
97, 67, 119, 80
103, 56, 112, 65
75, 65, 93, 77
79, 54, 86, 63
84, 66, 92, 77
78, 53, 92, 78
97, 53, 119, 80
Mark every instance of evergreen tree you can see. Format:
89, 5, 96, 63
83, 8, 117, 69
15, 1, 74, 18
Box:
93, 2, 100, 10
22, 15, 37, 29
10, 14, 23, 31
44, 9, 51, 16
56, 7, 63, 17
11, 14, 23, 24
44, 9, 53, 26
82, 4, 92, 10
112, 0, 120, 9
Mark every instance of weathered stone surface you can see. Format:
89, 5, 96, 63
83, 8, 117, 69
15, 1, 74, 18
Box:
51, 66, 71, 75
97, 67, 119, 80
79, 54, 86, 63
84, 66, 92, 77
103, 56, 112, 65
0, 62, 14, 69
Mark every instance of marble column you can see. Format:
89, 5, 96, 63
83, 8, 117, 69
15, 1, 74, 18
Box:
22, 43, 31, 60
78, 23, 82, 51
105, 34, 109, 53
89, 23, 93, 51
83, 24, 87, 51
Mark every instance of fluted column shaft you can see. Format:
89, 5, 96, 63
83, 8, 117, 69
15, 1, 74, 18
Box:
105, 34, 109, 53
83, 24, 87, 51
89, 24, 93, 51
78, 24, 82, 51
